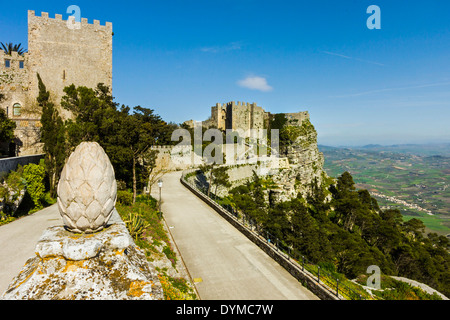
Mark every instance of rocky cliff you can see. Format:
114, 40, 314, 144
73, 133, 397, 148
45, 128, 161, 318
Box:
271, 117, 326, 202
189, 114, 327, 203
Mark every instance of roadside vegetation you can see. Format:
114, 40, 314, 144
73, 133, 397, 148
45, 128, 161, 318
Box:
116, 190, 197, 300
0, 159, 56, 226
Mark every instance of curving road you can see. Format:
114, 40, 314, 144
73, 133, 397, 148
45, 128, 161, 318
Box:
153, 171, 318, 300
0, 204, 62, 294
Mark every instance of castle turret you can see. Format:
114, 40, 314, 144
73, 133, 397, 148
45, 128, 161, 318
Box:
27, 10, 113, 121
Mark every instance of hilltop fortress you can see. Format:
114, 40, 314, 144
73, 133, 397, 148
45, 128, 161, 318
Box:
0, 10, 113, 155
186, 100, 310, 133
180, 101, 326, 201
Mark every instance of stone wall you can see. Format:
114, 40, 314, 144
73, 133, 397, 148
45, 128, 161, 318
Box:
284, 111, 310, 126
0, 51, 30, 119
0, 10, 113, 156
0, 154, 43, 179
27, 10, 113, 121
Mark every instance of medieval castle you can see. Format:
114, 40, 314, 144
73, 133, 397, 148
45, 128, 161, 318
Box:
186, 100, 310, 132
0, 10, 113, 155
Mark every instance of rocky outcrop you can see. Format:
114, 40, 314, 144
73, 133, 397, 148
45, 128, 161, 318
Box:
271, 118, 325, 201
186, 113, 327, 203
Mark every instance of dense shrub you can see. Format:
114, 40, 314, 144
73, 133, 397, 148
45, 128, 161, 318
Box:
22, 160, 46, 209
117, 190, 133, 206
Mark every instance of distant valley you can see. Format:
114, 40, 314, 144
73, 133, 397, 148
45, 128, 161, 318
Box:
319, 143, 450, 236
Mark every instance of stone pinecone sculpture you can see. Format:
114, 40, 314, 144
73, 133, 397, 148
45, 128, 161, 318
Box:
57, 142, 117, 233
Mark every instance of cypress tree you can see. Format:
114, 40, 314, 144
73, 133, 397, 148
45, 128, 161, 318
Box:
38, 74, 66, 197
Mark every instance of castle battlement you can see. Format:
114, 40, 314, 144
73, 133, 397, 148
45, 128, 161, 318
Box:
219, 101, 259, 108
203, 101, 310, 132
0, 51, 26, 60
28, 10, 113, 29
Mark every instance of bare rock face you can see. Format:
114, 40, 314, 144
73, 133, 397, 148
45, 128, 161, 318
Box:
270, 118, 326, 202
57, 142, 117, 233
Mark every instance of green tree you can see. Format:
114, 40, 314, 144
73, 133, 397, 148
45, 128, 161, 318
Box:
307, 178, 330, 223
105, 105, 169, 203
211, 166, 231, 195
61, 83, 118, 147
22, 160, 46, 209
62, 84, 174, 202
0, 108, 16, 144
402, 218, 426, 241
37, 74, 66, 197
266, 201, 290, 243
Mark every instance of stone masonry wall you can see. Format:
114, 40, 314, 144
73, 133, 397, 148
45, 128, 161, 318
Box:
0, 10, 113, 155
27, 10, 113, 121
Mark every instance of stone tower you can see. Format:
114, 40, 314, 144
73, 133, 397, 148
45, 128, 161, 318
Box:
209, 101, 267, 131
27, 10, 113, 120
0, 10, 113, 155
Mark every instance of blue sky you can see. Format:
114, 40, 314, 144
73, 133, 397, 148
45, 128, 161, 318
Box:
1, 0, 449, 146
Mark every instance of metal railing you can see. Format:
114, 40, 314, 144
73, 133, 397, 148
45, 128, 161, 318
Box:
181, 169, 368, 300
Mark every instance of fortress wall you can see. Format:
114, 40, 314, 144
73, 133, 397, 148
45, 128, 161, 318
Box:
284, 111, 310, 125
2, 10, 113, 156
0, 51, 31, 119
0, 153, 44, 179
27, 10, 113, 120
205, 101, 308, 132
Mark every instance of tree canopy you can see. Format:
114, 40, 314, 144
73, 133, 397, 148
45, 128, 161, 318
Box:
227, 170, 450, 297
60, 83, 175, 203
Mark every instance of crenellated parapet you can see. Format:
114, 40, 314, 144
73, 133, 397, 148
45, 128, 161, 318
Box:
28, 10, 113, 29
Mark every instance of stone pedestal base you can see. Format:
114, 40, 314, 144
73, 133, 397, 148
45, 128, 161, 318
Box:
1, 219, 163, 300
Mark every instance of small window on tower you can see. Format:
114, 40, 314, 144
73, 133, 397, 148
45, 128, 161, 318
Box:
5, 59, 10, 68
13, 103, 21, 116
19, 61, 24, 69
62, 70, 66, 80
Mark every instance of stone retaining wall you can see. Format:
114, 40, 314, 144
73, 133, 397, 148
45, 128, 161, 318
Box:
0, 154, 44, 178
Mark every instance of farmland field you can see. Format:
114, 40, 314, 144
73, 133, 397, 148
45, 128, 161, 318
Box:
319, 144, 450, 236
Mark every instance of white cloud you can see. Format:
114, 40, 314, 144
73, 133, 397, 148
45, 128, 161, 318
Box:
201, 41, 243, 53
237, 76, 273, 92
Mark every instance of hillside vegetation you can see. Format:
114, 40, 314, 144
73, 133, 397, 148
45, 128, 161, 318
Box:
220, 171, 449, 298
320, 144, 450, 234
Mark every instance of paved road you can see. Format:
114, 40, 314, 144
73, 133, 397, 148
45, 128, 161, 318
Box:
0, 204, 62, 294
154, 171, 318, 300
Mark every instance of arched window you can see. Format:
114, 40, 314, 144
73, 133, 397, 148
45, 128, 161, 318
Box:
13, 103, 21, 116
